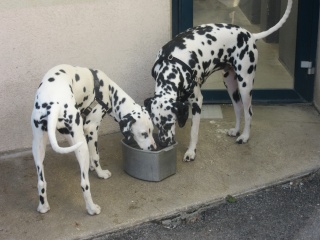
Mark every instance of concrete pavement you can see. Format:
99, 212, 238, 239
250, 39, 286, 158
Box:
100, 170, 320, 240
0, 104, 319, 240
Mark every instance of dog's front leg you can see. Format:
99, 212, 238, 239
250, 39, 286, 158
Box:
86, 130, 112, 179
184, 85, 203, 161
84, 115, 111, 179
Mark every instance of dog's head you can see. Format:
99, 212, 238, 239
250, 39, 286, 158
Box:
119, 107, 157, 151
144, 95, 189, 147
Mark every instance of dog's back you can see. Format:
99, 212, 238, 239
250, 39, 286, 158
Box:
35, 65, 95, 109
157, 24, 257, 82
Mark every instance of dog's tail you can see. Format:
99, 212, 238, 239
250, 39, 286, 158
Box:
47, 105, 83, 154
253, 0, 292, 40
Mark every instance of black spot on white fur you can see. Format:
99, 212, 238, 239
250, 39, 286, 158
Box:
32, 64, 156, 215
147, 18, 281, 152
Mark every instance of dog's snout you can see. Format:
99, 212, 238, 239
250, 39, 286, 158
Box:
158, 137, 170, 148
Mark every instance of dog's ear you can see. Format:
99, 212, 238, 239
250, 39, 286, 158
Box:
119, 115, 137, 142
144, 97, 153, 113
172, 101, 189, 128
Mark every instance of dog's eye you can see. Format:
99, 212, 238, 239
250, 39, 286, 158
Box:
141, 132, 148, 139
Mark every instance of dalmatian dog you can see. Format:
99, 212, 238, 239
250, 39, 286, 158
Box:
31, 64, 156, 215
145, 0, 292, 161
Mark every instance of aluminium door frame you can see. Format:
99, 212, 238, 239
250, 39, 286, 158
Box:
172, 0, 319, 104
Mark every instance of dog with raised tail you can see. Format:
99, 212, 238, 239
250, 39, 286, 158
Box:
31, 64, 156, 215
145, 0, 292, 161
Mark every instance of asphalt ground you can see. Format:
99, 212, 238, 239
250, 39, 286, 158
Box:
93, 170, 320, 240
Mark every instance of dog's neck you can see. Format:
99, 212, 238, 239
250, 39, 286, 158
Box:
154, 61, 199, 103
106, 82, 141, 123
89, 69, 140, 123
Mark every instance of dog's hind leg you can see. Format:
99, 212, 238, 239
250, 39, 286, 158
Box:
223, 66, 243, 139
66, 125, 101, 215
184, 85, 203, 161
236, 68, 254, 144
32, 128, 51, 213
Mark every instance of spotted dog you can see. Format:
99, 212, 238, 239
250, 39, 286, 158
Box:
31, 64, 156, 215
145, 0, 292, 161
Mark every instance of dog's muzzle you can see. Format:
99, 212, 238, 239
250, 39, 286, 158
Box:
157, 132, 175, 148
148, 144, 157, 151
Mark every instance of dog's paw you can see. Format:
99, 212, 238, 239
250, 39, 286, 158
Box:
87, 203, 101, 215
89, 165, 95, 171
183, 149, 196, 162
97, 169, 112, 179
236, 134, 249, 144
227, 128, 240, 137
37, 203, 50, 214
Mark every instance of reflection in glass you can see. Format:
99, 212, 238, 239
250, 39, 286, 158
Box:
193, 0, 297, 90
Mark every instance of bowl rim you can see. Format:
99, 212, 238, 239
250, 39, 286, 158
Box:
121, 139, 178, 154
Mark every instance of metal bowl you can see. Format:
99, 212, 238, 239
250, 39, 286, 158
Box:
122, 137, 177, 182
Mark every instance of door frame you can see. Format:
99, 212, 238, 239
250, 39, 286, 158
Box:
172, 0, 319, 104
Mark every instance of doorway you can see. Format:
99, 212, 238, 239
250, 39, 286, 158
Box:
172, 0, 319, 103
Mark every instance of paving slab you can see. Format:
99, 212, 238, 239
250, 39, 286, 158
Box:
0, 105, 319, 240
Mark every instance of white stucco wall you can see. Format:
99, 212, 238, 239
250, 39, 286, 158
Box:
0, 0, 171, 153
314, 13, 320, 111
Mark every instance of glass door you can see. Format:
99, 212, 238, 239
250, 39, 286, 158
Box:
172, 0, 319, 103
